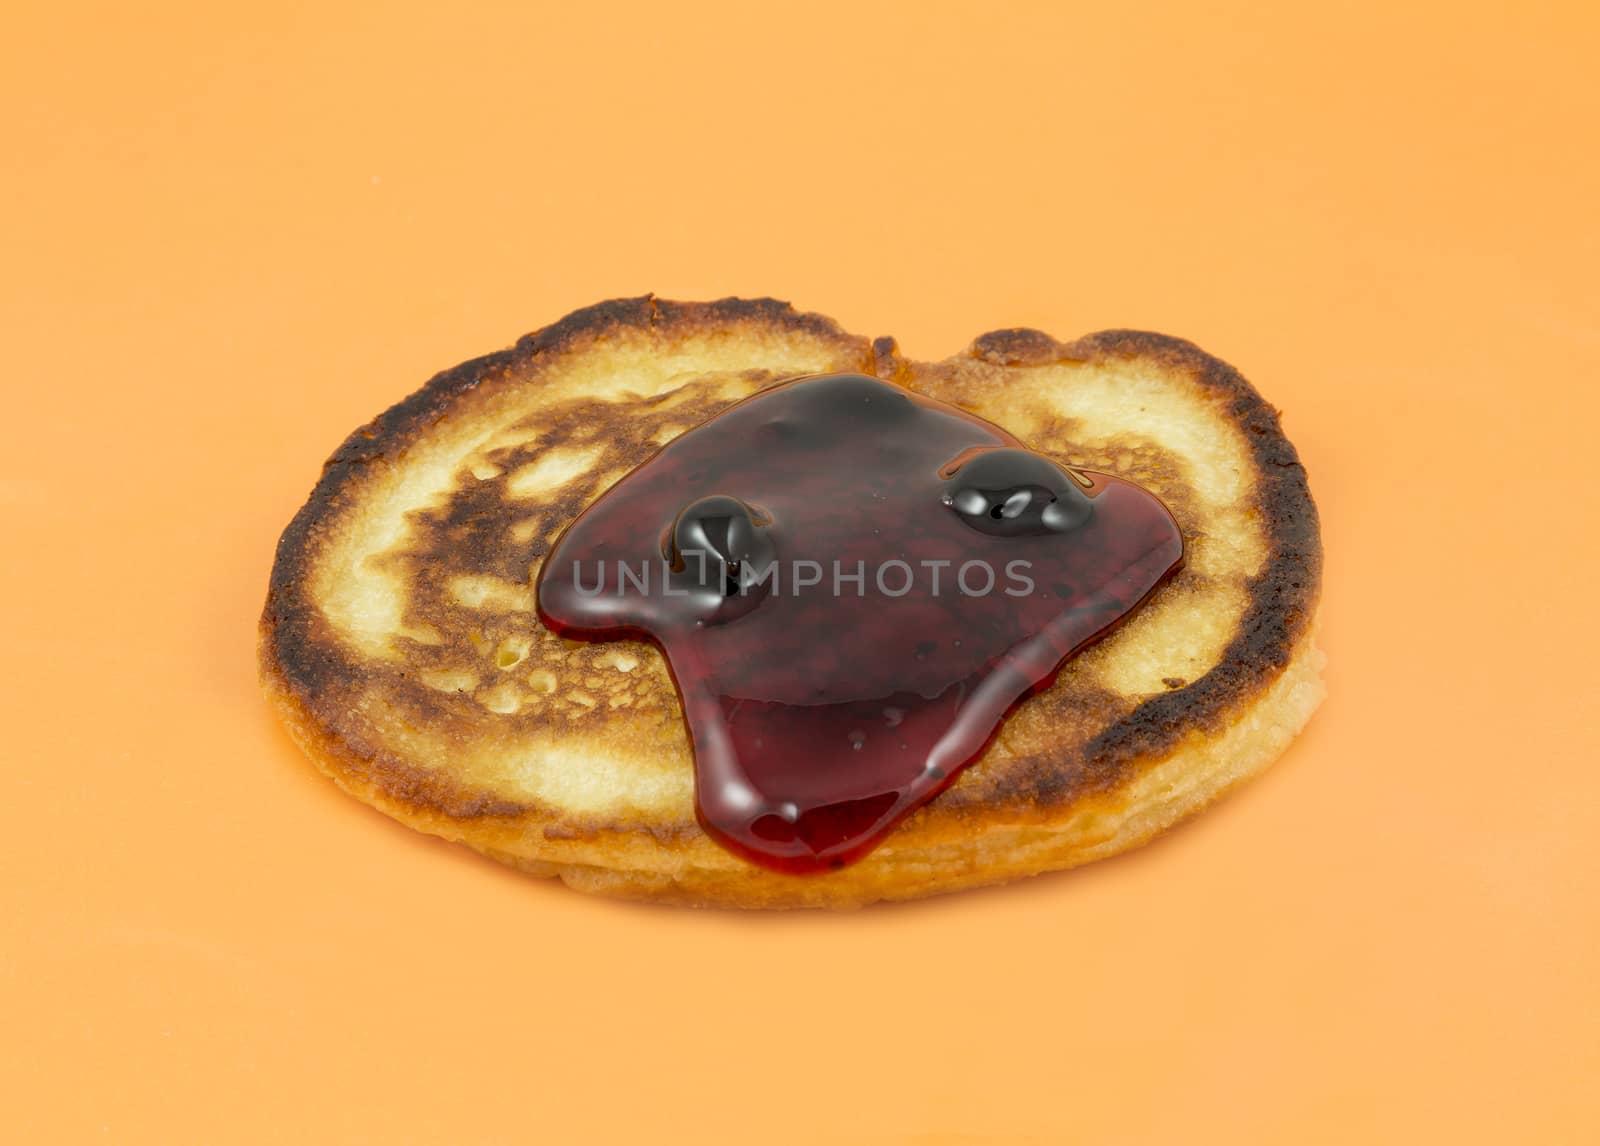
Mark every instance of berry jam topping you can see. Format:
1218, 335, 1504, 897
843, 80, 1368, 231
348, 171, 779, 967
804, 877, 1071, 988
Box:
536, 374, 1185, 873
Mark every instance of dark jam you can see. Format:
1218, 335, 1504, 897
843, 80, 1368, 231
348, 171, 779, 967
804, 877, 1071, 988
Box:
536, 374, 1184, 873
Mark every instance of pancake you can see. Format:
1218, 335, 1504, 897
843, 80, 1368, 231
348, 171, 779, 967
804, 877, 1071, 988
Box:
259, 297, 1324, 907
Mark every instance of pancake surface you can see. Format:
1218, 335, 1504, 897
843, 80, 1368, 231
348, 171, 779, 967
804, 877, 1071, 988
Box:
259, 297, 1324, 907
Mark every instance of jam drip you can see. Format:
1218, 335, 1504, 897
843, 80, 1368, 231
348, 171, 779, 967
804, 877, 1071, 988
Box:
536, 374, 1184, 873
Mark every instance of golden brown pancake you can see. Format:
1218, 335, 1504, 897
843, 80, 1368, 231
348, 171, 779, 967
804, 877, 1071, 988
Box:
259, 297, 1324, 907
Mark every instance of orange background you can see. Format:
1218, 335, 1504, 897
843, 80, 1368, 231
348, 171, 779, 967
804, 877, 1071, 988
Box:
3, 2, 1597, 1142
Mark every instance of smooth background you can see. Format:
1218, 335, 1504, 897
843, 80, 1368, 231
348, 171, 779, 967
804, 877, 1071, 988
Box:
3, 2, 1596, 1142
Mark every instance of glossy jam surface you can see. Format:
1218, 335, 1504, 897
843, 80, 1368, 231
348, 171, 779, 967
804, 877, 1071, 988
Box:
536, 374, 1184, 873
